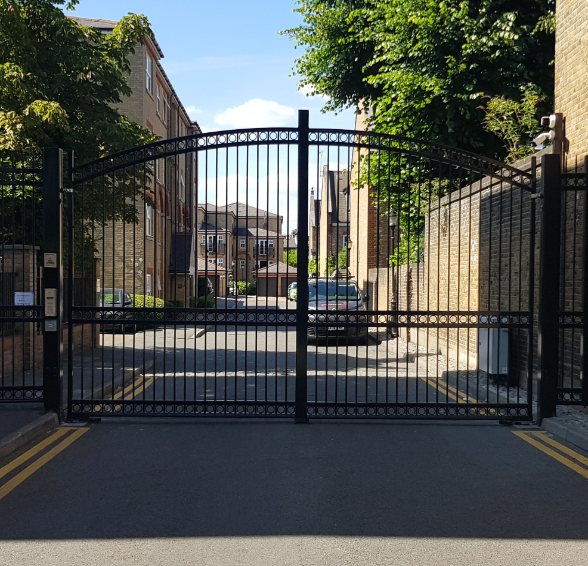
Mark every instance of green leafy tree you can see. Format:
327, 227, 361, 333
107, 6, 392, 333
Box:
286, 0, 554, 265
286, 0, 554, 156
283, 249, 298, 267
0, 1, 157, 265
0, 0, 155, 161
483, 85, 544, 163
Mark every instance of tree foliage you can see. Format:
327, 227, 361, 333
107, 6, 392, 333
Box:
283, 249, 298, 267
0, 0, 156, 162
286, 0, 554, 156
287, 0, 555, 264
0, 1, 157, 263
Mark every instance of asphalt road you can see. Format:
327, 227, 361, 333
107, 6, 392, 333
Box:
80, 294, 477, 411
0, 420, 587, 565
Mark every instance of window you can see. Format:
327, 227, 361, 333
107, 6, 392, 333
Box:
146, 274, 153, 295
156, 84, 161, 114
218, 235, 224, 243
155, 159, 163, 182
240, 239, 246, 249
178, 172, 185, 202
146, 54, 153, 93
217, 258, 224, 266
146, 204, 153, 237
240, 260, 245, 269
164, 96, 171, 123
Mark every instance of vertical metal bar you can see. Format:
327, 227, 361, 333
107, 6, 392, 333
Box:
538, 154, 562, 420
526, 158, 537, 415
42, 147, 63, 415
295, 109, 309, 423
66, 151, 74, 417
583, 156, 588, 406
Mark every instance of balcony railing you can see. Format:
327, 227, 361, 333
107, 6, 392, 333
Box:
253, 245, 275, 257
200, 242, 226, 255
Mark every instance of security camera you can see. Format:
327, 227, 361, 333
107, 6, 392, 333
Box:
540, 114, 558, 129
532, 131, 554, 147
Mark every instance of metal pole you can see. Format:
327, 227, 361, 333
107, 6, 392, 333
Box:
538, 154, 562, 420
42, 147, 63, 415
295, 110, 309, 423
583, 156, 588, 407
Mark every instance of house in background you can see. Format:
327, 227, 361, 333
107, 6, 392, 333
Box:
196, 202, 285, 295
71, 17, 201, 306
309, 189, 321, 264
317, 166, 350, 277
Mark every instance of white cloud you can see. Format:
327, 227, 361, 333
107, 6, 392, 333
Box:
185, 105, 203, 120
298, 84, 330, 102
213, 99, 296, 129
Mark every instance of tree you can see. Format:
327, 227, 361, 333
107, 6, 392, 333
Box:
283, 249, 298, 267
0, 1, 157, 259
286, 1, 555, 265
0, 0, 155, 162
285, 0, 555, 157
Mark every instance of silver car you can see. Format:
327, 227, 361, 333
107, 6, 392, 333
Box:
307, 278, 369, 340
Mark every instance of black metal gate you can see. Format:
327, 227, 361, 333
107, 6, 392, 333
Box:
56, 111, 544, 421
0, 153, 45, 402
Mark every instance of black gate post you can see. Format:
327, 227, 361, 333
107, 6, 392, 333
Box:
583, 156, 588, 407
538, 154, 562, 420
42, 147, 64, 415
295, 110, 310, 423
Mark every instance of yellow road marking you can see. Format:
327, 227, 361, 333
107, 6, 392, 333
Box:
513, 431, 588, 480
0, 427, 70, 481
420, 375, 478, 404
527, 431, 588, 467
0, 427, 89, 502
92, 373, 155, 412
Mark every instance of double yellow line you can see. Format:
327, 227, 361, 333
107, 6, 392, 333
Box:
92, 373, 155, 412
420, 375, 478, 404
514, 430, 588, 479
0, 426, 88, 502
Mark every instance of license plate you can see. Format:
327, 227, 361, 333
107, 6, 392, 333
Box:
328, 326, 344, 331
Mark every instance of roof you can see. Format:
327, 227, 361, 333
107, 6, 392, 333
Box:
169, 233, 194, 274
254, 262, 297, 276
198, 222, 223, 232
234, 227, 281, 238
218, 203, 279, 218
70, 16, 200, 132
70, 17, 165, 57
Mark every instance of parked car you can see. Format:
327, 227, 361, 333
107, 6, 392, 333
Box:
287, 281, 298, 301
307, 278, 369, 340
98, 288, 135, 332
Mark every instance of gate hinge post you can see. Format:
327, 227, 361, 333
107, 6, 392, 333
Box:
42, 147, 64, 417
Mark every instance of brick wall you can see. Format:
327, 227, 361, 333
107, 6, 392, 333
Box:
555, 0, 588, 165
390, 165, 538, 384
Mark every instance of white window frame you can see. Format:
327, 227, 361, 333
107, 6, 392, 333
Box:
146, 274, 153, 295
240, 239, 246, 249
164, 96, 171, 123
240, 260, 246, 269
156, 83, 161, 115
146, 204, 153, 237
146, 54, 153, 94
179, 172, 185, 202
217, 258, 224, 266
201, 235, 206, 245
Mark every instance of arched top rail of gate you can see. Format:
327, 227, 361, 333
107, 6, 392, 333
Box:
71, 125, 534, 190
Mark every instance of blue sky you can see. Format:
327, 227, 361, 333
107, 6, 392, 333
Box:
66, 0, 356, 132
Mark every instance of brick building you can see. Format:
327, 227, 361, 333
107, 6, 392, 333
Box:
71, 18, 201, 306
196, 202, 285, 294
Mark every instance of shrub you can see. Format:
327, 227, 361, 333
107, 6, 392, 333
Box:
236, 281, 256, 295
189, 295, 216, 308
130, 294, 166, 327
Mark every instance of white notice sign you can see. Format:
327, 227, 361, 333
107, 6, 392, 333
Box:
14, 292, 34, 306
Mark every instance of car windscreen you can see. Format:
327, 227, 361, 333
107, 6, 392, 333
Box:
100, 290, 124, 305
309, 281, 359, 301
